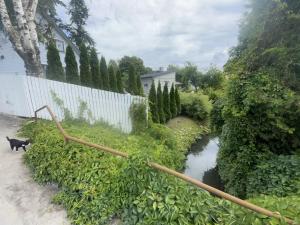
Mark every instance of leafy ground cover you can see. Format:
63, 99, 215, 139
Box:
166, 116, 208, 156
20, 120, 299, 224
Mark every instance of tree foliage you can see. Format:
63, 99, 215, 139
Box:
100, 56, 109, 90
119, 56, 152, 76
108, 64, 117, 92
68, 0, 94, 46
127, 64, 138, 95
199, 67, 224, 90
46, 41, 64, 81
175, 87, 181, 114
163, 83, 171, 121
79, 43, 91, 86
225, 0, 300, 92
169, 84, 177, 117
148, 81, 159, 123
218, 73, 300, 197
116, 69, 123, 93
218, 0, 300, 198
180, 92, 212, 122
90, 48, 101, 88
65, 45, 79, 84
157, 82, 165, 123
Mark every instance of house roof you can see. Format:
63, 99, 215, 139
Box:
141, 71, 174, 79
39, 11, 80, 56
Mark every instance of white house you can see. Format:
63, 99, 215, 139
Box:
0, 11, 80, 76
141, 71, 176, 95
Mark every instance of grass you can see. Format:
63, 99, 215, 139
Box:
167, 116, 209, 154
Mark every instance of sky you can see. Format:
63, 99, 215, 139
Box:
59, 0, 246, 71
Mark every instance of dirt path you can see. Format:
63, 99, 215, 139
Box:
0, 114, 69, 225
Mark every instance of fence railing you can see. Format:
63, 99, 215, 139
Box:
0, 74, 145, 133
34, 105, 296, 225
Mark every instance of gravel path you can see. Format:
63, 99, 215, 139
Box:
0, 114, 69, 225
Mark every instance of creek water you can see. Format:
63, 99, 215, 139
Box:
184, 135, 224, 190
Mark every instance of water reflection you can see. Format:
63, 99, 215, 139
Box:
184, 136, 223, 190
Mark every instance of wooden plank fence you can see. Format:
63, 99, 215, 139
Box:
0, 74, 146, 133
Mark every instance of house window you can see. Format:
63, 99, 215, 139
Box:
144, 83, 148, 88
55, 39, 65, 52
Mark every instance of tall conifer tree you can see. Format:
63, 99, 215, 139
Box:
175, 87, 181, 114
79, 43, 92, 86
46, 41, 65, 81
108, 65, 117, 92
148, 81, 159, 123
116, 69, 123, 93
90, 48, 101, 88
157, 81, 165, 123
163, 83, 171, 121
100, 56, 109, 90
170, 83, 177, 117
65, 45, 79, 84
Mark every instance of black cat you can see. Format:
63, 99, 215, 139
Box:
6, 137, 30, 152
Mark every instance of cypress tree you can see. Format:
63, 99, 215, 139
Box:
163, 82, 171, 121
175, 87, 181, 114
46, 41, 65, 81
148, 81, 159, 123
170, 83, 177, 117
90, 48, 101, 88
116, 69, 123, 93
157, 81, 165, 123
100, 56, 109, 90
136, 73, 144, 96
128, 64, 138, 95
108, 65, 117, 92
79, 43, 92, 86
65, 45, 79, 84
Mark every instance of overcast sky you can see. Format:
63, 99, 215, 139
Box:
59, 0, 246, 71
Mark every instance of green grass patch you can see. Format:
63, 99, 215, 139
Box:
167, 116, 208, 155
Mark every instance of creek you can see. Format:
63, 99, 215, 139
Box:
184, 135, 224, 190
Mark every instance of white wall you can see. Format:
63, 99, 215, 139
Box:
0, 74, 145, 133
141, 72, 176, 96
0, 34, 27, 75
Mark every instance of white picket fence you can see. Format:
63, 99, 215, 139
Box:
0, 74, 146, 133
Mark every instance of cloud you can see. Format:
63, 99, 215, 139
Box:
62, 0, 246, 70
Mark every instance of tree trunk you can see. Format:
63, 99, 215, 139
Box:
0, 0, 42, 76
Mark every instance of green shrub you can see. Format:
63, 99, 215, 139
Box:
210, 99, 224, 133
148, 123, 177, 150
218, 73, 300, 198
129, 102, 148, 134
247, 155, 300, 197
20, 121, 299, 224
227, 195, 300, 225
180, 92, 212, 121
